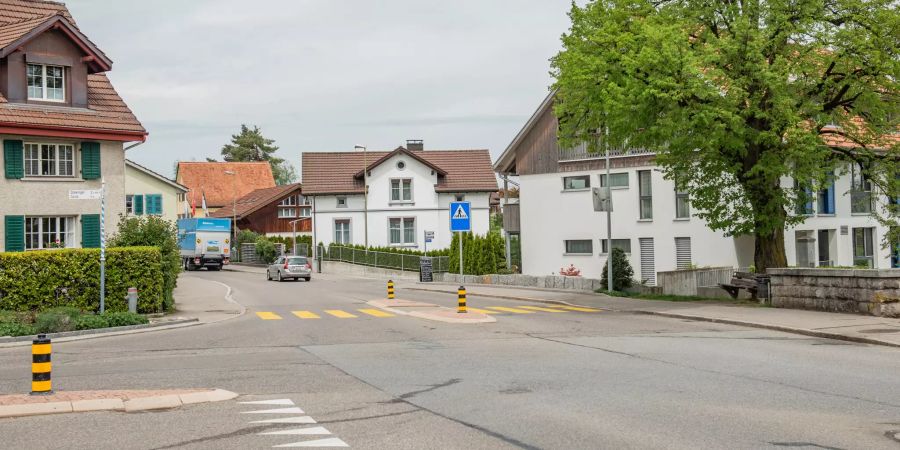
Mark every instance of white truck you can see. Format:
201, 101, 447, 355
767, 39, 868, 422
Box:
177, 218, 231, 271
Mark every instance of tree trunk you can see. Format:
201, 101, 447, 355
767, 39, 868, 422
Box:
754, 228, 787, 272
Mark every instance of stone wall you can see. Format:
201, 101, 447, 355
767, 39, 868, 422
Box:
768, 268, 900, 317
434, 273, 604, 292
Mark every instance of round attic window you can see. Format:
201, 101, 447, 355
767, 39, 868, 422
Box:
397, 161, 406, 170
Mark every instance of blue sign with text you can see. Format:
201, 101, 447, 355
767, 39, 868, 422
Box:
449, 201, 471, 232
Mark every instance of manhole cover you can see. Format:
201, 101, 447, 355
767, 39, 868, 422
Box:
858, 328, 900, 334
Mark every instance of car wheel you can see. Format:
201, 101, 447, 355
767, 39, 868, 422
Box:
276, 271, 282, 282
304, 277, 311, 282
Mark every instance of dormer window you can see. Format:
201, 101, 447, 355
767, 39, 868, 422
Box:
27, 64, 65, 102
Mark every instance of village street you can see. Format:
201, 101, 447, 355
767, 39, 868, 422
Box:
0, 270, 898, 450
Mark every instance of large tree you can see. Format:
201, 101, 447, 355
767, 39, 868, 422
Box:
552, 0, 899, 271
220, 124, 297, 185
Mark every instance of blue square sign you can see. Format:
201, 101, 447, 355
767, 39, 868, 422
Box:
450, 201, 471, 232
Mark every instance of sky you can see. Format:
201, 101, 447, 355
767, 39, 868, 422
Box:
67, 0, 578, 179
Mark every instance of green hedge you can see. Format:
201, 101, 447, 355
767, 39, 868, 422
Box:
322, 244, 450, 272
449, 232, 507, 275
0, 247, 164, 313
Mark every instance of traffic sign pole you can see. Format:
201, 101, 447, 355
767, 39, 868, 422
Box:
100, 178, 106, 314
459, 232, 463, 276
449, 202, 471, 276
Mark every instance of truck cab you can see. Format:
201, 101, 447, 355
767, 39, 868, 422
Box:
177, 218, 232, 271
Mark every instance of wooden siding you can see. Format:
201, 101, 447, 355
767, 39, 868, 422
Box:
515, 104, 560, 175
236, 190, 311, 235
503, 203, 520, 233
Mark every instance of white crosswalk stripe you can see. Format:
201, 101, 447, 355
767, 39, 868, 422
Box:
273, 438, 349, 448
240, 399, 296, 406
242, 407, 305, 414
259, 427, 332, 436
240, 397, 350, 447
248, 416, 317, 424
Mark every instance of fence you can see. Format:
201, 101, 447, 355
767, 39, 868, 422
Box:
657, 267, 735, 296
319, 246, 449, 273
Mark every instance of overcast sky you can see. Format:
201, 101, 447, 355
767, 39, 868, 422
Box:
68, 0, 575, 178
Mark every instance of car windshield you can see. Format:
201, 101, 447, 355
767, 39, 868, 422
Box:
287, 257, 307, 265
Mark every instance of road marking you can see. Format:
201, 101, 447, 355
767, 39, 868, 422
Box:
518, 305, 567, 313
273, 438, 349, 448
487, 306, 535, 314
466, 307, 498, 314
249, 416, 317, 424
292, 311, 321, 319
550, 305, 601, 312
358, 308, 394, 317
256, 312, 283, 320
324, 310, 357, 318
258, 426, 332, 436
240, 399, 295, 406
242, 407, 305, 414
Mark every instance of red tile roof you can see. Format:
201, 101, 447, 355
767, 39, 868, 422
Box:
209, 183, 302, 219
176, 162, 276, 209
302, 147, 498, 195
0, 0, 71, 26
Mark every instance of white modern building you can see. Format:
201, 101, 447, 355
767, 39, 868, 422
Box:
494, 93, 898, 281
301, 141, 498, 250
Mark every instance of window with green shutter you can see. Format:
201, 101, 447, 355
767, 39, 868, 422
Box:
146, 194, 162, 215
81, 214, 101, 248
4, 140, 24, 179
81, 142, 101, 180
133, 195, 144, 215
4, 215, 25, 252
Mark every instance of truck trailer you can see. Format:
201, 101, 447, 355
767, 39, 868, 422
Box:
177, 218, 231, 271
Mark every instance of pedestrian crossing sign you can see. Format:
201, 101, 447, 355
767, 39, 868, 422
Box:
450, 201, 471, 232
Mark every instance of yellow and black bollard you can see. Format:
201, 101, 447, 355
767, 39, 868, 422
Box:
387, 280, 395, 300
458, 286, 467, 314
31, 334, 52, 395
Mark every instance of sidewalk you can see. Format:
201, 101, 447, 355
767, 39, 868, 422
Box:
170, 274, 245, 324
411, 282, 900, 348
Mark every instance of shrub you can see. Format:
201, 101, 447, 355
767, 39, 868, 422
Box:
102, 312, 149, 327
601, 247, 634, 291
35, 307, 83, 333
109, 216, 180, 311
74, 314, 110, 331
255, 237, 278, 264
449, 232, 507, 275
0, 322, 35, 337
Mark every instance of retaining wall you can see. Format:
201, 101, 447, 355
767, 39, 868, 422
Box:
768, 268, 900, 317
433, 272, 604, 292
320, 261, 422, 281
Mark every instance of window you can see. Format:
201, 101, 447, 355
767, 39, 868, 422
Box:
391, 179, 413, 202
564, 240, 593, 255
23, 143, 74, 177
336, 197, 347, 208
24, 216, 74, 250
299, 206, 311, 218
852, 227, 875, 268
397, 161, 406, 170
125, 195, 134, 215
851, 165, 873, 214
280, 196, 298, 206
27, 64, 65, 102
562, 175, 590, 190
794, 179, 814, 215
600, 239, 631, 254
675, 237, 691, 269
675, 185, 690, 219
817, 171, 835, 215
599, 173, 629, 188
638, 170, 653, 219
334, 220, 350, 244
278, 208, 296, 218
389, 218, 416, 245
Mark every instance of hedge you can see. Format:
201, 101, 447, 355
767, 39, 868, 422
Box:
0, 247, 164, 313
448, 232, 507, 275
321, 244, 450, 272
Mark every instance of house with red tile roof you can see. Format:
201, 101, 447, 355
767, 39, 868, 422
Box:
0, 0, 147, 252
301, 140, 498, 249
209, 183, 311, 237
175, 161, 276, 218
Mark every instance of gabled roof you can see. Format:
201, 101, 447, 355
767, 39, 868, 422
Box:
209, 183, 303, 219
302, 147, 498, 195
176, 162, 276, 209
494, 90, 555, 174
352, 146, 447, 178
0, 13, 112, 72
125, 159, 187, 192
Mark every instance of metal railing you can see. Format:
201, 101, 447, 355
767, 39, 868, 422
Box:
319, 245, 449, 273
558, 141, 657, 162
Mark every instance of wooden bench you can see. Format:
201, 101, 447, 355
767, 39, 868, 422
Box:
720, 272, 760, 299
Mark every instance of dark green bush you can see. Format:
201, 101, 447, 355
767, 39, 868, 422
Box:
255, 238, 278, 264
35, 307, 83, 333
74, 314, 110, 331
0, 247, 165, 313
601, 247, 634, 290
109, 216, 180, 311
102, 312, 149, 327
0, 322, 35, 337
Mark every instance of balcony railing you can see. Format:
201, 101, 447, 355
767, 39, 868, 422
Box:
558, 141, 656, 162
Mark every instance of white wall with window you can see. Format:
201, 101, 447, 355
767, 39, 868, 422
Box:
124, 160, 186, 224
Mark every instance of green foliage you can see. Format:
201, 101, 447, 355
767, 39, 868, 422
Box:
323, 244, 449, 272
552, 0, 900, 270
255, 237, 278, 264
102, 312, 149, 327
219, 124, 297, 185
0, 322, 34, 337
0, 247, 165, 313
449, 232, 507, 275
601, 248, 634, 291
109, 216, 180, 311
74, 314, 109, 331
35, 307, 83, 333
267, 235, 314, 254
489, 213, 503, 235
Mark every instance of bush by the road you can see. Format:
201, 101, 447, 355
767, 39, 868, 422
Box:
35, 307, 83, 333
601, 247, 634, 291
102, 312, 149, 327
255, 237, 278, 264
0, 322, 35, 337
0, 308, 149, 337
110, 216, 181, 311
74, 314, 109, 330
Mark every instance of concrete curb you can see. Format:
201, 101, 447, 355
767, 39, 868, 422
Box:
0, 389, 238, 419
200, 280, 248, 325
0, 319, 200, 348
407, 287, 573, 306
368, 300, 496, 324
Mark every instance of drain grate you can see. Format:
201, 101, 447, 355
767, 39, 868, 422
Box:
858, 328, 900, 334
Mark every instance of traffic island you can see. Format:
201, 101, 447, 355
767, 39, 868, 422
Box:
367, 299, 495, 324
0, 389, 238, 419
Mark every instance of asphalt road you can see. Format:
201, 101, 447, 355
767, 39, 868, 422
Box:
0, 270, 898, 450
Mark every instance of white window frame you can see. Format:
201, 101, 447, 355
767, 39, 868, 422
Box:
600, 239, 632, 254
279, 195, 298, 206
675, 186, 690, 219
27, 63, 65, 102
24, 142, 74, 177
852, 227, 875, 268
638, 170, 653, 220
391, 179, 413, 203
562, 175, 591, 191
24, 216, 75, 250
851, 165, 873, 214
334, 219, 351, 245
278, 207, 297, 218
564, 239, 593, 255
125, 194, 134, 215
599, 173, 629, 189
388, 217, 416, 246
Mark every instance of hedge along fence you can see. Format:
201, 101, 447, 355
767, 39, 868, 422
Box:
0, 247, 164, 314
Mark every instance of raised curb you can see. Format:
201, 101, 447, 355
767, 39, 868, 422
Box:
407, 287, 572, 306
0, 319, 200, 348
72, 398, 125, 412
123, 394, 182, 412
0, 389, 239, 419
0, 401, 72, 418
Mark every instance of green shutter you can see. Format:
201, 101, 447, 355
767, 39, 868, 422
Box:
134, 195, 144, 215
81, 214, 100, 248
4, 215, 24, 252
4, 140, 23, 179
147, 194, 162, 215
81, 142, 101, 180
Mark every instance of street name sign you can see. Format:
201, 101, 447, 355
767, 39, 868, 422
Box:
424, 230, 435, 243
69, 189, 102, 200
450, 201, 471, 232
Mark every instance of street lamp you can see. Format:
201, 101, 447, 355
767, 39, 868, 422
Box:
224, 170, 237, 249
354, 145, 368, 248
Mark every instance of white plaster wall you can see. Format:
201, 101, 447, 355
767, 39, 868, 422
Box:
124, 164, 184, 223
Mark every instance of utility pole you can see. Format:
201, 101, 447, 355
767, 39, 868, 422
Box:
605, 135, 613, 292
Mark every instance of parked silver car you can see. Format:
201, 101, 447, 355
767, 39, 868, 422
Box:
266, 256, 312, 282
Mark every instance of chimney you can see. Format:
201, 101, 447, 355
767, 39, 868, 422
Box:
406, 139, 424, 151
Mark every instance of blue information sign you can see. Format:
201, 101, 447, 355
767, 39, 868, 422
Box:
449, 201, 471, 232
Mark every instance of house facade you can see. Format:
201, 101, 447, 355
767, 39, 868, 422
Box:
175, 161, 276, 218
124, 160, 187, 224
0, 1, 146, 252
302, 141, 497, 250
209, 183, 312, 237
494, 93, 896, 281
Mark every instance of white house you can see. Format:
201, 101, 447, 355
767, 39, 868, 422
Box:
301, 140, 497, 250
494, 93, 898, 281
124, 160, 188, 224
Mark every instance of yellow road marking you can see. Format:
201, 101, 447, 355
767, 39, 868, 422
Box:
518, 305, 567, 313
256, 312, 283, 320
325, 310, 357, 318
550, 305, 602, 312
358, 308, 395, 318
486, 306, 535, 314
292, 311, 321, 319
466, 307, 498, 315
